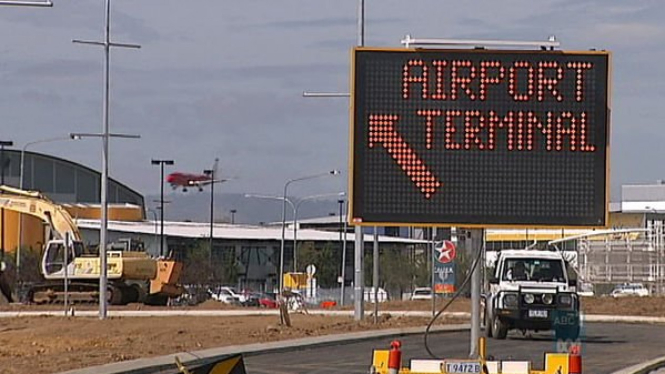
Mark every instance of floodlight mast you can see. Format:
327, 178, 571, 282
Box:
401, 35, 561, 50
72, 0, 141, 320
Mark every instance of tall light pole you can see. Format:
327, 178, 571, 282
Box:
147, 208, 159, 253
0, 0, 52, 282
16, 135, 80, 279
278, 171, 340, 293
201, 158, 229, 281
151, 159, 174, 257
69, 129, 140, 320
72, 0, 141, 320
292, 192, 345, 271
302, 0, 365, 321
0, 140, 13, 261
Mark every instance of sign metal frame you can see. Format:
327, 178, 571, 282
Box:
348, 47, 611, 228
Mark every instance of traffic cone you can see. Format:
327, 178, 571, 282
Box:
569, 345, 582, 374
388, 340, 402, 374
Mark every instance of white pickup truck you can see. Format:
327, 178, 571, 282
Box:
484, 249, 580, 339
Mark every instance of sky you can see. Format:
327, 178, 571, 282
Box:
0, 0, 664, 201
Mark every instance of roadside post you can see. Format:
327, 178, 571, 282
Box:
64, 232, 70, 316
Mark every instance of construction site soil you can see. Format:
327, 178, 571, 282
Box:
0, 296, 662, 374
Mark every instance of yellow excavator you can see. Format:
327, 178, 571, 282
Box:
0, 185, 183, 305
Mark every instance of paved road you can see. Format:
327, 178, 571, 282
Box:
244, 323, 665, 374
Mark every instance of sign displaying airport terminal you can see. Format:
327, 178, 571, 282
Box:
350, 48, 610, 227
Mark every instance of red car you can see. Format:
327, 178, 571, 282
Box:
257, 293, 279, 308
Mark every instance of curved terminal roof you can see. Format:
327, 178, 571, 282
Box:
1, 149, 144, 209
76, 219, 429, 244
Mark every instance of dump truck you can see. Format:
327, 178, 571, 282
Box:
0, 185, 182, 305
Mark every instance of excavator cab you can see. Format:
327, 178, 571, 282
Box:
42, 240, 84, 276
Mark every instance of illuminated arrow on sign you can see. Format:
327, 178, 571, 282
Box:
368, 114, 442, 198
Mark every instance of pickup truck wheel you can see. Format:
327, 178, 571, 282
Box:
491, 315, 508, 340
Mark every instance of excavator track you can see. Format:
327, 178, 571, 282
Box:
27, 282, 141, 305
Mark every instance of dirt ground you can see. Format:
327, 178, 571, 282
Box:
0, 296, 663, 374
348, 296, 665, 317
0, 314, 446, 374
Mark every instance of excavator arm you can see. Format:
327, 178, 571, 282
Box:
0, 185, 82, 242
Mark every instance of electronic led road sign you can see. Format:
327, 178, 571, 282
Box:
350, 48, 610, 227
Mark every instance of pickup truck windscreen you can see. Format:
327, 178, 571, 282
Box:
502, 258, 565, 282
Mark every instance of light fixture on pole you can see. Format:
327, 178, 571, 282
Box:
151, 159, 174, 257
278, 170, 340, 295
292, 192, 345, 272
0, 140, 13, 261
0, 1, 52, 6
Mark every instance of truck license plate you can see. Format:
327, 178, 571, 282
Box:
528, 309, 548, 318
445, 361, 481, 374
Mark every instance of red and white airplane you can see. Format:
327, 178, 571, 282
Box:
166, 172, 213, 192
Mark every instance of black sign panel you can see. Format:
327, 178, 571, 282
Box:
351, 48, 610, 227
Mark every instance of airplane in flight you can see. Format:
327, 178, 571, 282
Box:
166, 172, 213, 192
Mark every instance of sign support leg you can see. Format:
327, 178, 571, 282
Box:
431, 227, 436, 317
469, 228, 484, 358
354, 225, 364, 321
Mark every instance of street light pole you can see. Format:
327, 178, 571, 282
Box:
72, 0, 140, 320
301, 0, 365, 321
16, 136, 81, 279
0, 140, 13, 261
278, 170, 340, 295
203, 158, 221, 281
151, 159, 174, 257
292, 192, 345, 272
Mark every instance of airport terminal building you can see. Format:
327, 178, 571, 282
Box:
0, 149, 427, 293
2, 149, 665, 295
0, 150, 145, 251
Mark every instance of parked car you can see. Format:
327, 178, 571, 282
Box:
364, 287, 389, 303
173, 285, 210, 306
209, 287, 241, 304
411, 287, 433, 300
611, 283, 649, 298
241, 292, 261, 307
576, 282, 595, 297
212, 286, 248, 303
257, 293, 279, 309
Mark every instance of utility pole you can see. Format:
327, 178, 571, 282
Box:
72, 0, 141, 319
203, 158, 219, 280
0, 141, 13, 261
151, 159, 174, 257
302, 0, 365, 320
